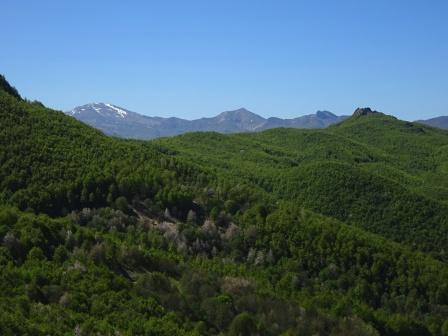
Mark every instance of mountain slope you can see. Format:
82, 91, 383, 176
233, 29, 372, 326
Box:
66, 104, 348, 139
0, 74, 21, 100
1, 78, 448, 335
67, 102, 176, 138
416, 115, 448, 129
158, 109, 448, 261
262, 110, 347, 129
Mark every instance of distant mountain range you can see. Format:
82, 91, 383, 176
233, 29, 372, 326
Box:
416, 116, 448, 129
66, 103, 448, 138
66, 103, 349, 139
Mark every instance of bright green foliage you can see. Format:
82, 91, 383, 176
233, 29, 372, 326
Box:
1, 77, 448, 335
158, 115, 448, 261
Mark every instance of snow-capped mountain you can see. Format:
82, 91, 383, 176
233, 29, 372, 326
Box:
68, 103, 130, 119
66, 103, 168, 138
66, 103, 348, 139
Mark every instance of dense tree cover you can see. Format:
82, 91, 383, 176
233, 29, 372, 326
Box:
1, 78, 448, 335
0, 89, 204, 219
158, 120, 448, 261
0, 74, 21, 100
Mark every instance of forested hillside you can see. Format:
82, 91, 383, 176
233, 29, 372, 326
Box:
157, 112, 448, 262
1, 77, 448, 335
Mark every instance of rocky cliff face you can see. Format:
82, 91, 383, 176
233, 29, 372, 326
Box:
352, 107, 380, 117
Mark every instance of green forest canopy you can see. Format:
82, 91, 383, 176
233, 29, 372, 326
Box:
1, 77, 448, 335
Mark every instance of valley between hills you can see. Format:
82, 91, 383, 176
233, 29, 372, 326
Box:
1, 75, 448, 335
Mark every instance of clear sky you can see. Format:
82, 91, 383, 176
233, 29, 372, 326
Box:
2, 0, 447, 120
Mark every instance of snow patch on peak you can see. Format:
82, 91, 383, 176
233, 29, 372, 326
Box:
91, 105, 103, 115
105, 103, 128, 118
66, 103, 129, 119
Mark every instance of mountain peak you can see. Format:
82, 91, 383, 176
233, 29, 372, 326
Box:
234, 107, 251, 113
68, 103, 130, 119
353, 107, 380, 117
213, 108, 266, 131
219, 108, 259, 117
216, 108, 264, 121
316, 110, 337, 119
67, 103, 348, 139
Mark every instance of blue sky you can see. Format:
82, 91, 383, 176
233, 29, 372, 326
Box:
2, 0, 447, 120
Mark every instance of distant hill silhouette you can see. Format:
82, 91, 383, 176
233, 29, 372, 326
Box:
67, 103, 348, 139
416, 116, 448, 129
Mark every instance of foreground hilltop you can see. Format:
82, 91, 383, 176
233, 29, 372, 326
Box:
1, 76, 448, 335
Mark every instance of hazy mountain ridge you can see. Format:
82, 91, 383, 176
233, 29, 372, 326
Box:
66, 104, 349, 139
416, 115, 448, 129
